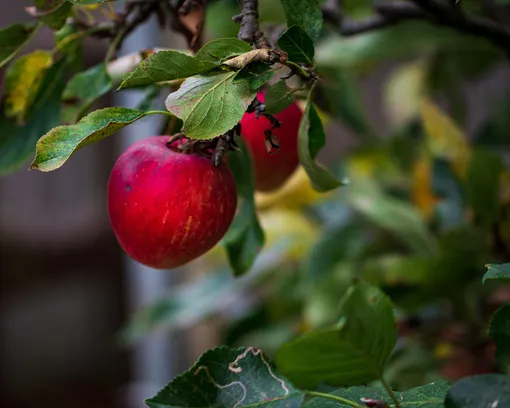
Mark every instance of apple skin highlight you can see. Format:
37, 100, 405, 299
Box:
108, 136, 237, 269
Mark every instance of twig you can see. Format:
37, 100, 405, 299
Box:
233, 0, 271, 48
323, 0, 510, 55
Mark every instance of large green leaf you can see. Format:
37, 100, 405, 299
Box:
489, 304, 510, 373
483, 263, 510, 283
278, 25, 315, 65
304, 381, 449, 408
146, 346, 304, 408
0, 60, 67, 174
196, 37, 252, 63
30, 108, 167, 172
165, 72, 256, 140
118, 50, 215, 89
445, 374, 510, 408
276, 283, 397, 388
223, 139, 265, 276
0, 22, 39, 69
233, 61, 274, 90
264, 80, 296, 114
2, 50, 53, 123
298, 90, 344, 192
62, 63, 112, 123
280, 0, 322, 41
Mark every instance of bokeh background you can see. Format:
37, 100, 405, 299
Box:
1, 1, 510, 408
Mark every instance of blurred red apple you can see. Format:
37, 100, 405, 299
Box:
107, 136, 237, 269
240, 92, 302, 192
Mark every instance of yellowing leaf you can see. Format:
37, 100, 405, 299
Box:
420, 99, 471, 178
385, 60, 428, 126
412, 154, 440, 220
3, 50, 52, 123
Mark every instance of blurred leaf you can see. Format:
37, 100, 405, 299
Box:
318, 68, 375, 142
412, 153, 440, 221
420, 99, 470, 178
431, 158, 465, 230
385, 60, 428, 127
304, 381, 449, 408
233, 61, 274, 90
0, 60, 67, 174
340, 0, 373, 18
224, 139, 265, 276
264, 80, 296, 114
475, 96, 510, 148
28, 0, 72, 30
146, 346, 304, 408
54, 21, 83, 65
307, 219, 367, 280
3, 50, 53, 123
315, 22, 497, 69
483, 263, 510, 283
489, 304, 510, 373
0, 22, 39, 69
277, 283, 397, 388
465, 149, 504, 225
165, 72, 255, 140
67, 0, 116, 4
445, 374, 510, 408
30, 108, 165, 172
347, 180, 438, 256
280, 0, 322, 41
259, 0, 286, 24
119, 50, 215, 89
122, 271, 238, 343
278, 25, 315, 65
135, 85, 162, 112
196, 37, 252, 63
62, 63, 112, 123
299, 90, 345, 192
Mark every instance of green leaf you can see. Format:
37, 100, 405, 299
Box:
298, 90, 344, 192
465, 149, 504, 225
278, 25, 315, 65
483, 263, 510, 283
233, 61, 274, 90
118, 50, 216, 89
30, 108, 165, 172
196, 37, 252, 63
223, 139, 265, 276
165, 72, 256, 140
304, 381, 449, 408
276, 283, 397, 388
29, 0, 73, 30
0, 59, 67, 174
489, 304, 510, 373
264, 80, 296, 114
3, 50, 53, 123
318, 68, 375, 142
279, 0, 322, 42
62, 63, 112, 123
146, 346, 304, 408
0, 22, 39, 69
445, 374, 510, 408
347, 180, 438, 256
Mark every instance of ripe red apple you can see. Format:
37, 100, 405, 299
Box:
240, 92, 303, 192
107, 136, 237, 269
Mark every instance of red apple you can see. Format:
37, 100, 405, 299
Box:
240, 92, 302, 192
107, 136, 237, 269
